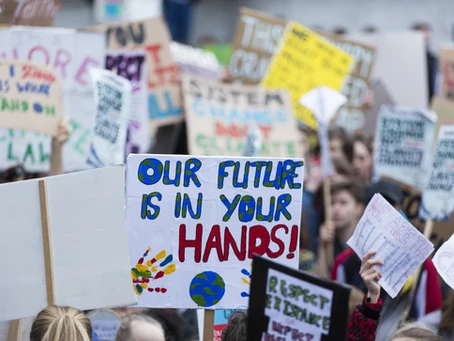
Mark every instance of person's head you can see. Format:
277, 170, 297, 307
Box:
390, 324, 441, 341
30, 306, 92, 341
364, 179, 404, 210
348, 285, 365, 316
333, 27, 348, 36
145, 310, 185, 341
116, 315, 165, 341
331, 181, 364, 231
329, 127, 353, 163
362, 25, 378, 34
411, 22, 432, 47
1, 164, 26, 183
221, 312, 247, 341
332, 157, 354, 183
353, 136, 373, 185
438, 291, 454, 336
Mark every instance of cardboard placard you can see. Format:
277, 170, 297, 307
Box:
87, 17, 183, 128
248, 256, 350, 341
0, 60, 63, 136
262, 22, 354, 130
320, 33, 376, 132
228, 7, 286, 85
0, 26, 106, 172
126, 154, 304, 309
440, 47, 454, 103
88, 68, 132, 167
0, 0, 61, 27
0, 166, 136, 322
182, 75, 301, 157
373, 105, 437, 191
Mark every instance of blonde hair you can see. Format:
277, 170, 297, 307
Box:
391, 324, 442, 341
30, 306, 92, 341
115, 314, 164, 341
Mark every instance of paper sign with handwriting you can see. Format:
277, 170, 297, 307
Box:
0, 60, 63, 135
88, 68, 132, 167
126, 154, 304, 309
374, 105, 437, 191
347, 194, 434, 298
262, 22, 354, 130
182, 75, 301, 158
433, 233, 454, 290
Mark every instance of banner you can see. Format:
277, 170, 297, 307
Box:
89, 17, 183, 128
229, 7, 286, 85
0, 0, 61, 26
106, 50, 149, 155
126, 154, 304, 309
440, 47, 454, 103
262, 22, 354, 130
320, 34, 376, 132
0, 166, 136, 321
248, 256, 350, 341
0, 60, 63, 135
88, 69, 132, 167
373, 105, 437, 191
183, 75, 301, 157
0, 26, 106, 172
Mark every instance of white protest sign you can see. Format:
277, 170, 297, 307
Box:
420, 125, 454, 221
126, 154, 304, 309
347, 194, 434, 298
88, 310, 121, 341
105, 50, 149, 155
0, 26, 105, 172
433, 234, 454, 290
0, 166, 136, 321
88, 68, 132, 167
374, 105, 437, 191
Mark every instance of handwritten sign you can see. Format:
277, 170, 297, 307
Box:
0, 26, 106, 172
182, 75, 301, 158
374, 105, 437, 191
0, 0, 61, 26
88, 68, 131, 167
440, 47, 454, 103
433, 233, 454, 290
248, 256, 350, 341
347, 194, 434, 298
262, 22, 354, 130
88, 17, 182, 127
0, 60, 63, 136
126, 154, 304, 309
229, 7, 286, 85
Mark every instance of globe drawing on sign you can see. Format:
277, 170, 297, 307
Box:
189, 271, 226, 307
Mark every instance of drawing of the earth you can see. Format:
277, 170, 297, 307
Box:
189, 271, 225, 307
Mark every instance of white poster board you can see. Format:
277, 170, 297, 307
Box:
0, 166, 136, 322
126, 154, 304, 309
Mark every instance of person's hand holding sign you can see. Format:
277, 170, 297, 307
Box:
360, 251, 383, 304
319, 221, 335, 245
49, 117, 71, 176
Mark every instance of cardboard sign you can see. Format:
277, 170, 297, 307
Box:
440, 47, 454, 103
229, 7, 286, 85
320, 34, 376, 132
182, 75, 302, 158
0, 60, 63, 135
0, 166, 136, 321
0, 0, 61, 26
126, 154, 304, 309
348, 194, 434, 298
420, 125, 454, 220
248, 256, 350, 341
373, 105, 437, 191
87, 310, 121, 341
105, 50, 149, 155
0, 26, 106, 172
88, 68, 132, 167
170, 42, 221, 80
262, 22, 354, 130
88, 17, 183, 128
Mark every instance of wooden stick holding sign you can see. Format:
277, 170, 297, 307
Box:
300, 86, 347, 277
203, 310, 215, 341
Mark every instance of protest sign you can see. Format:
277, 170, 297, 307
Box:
87, 310, 121, 341
420, 125, 454, 221
88, 68, 132, 167
432, 97, 454, 133
319, 33, 376, 132
348, 194, 434, 298
126, 154, 304, 309
0, 26, 106, 172
433, 233, 454, 290
262, 22, 354, 130
373, 105, 437, 191
0, 166, 136, 322
88, 17, 183, 127
0, 60, 63, 135
248, 256, 350, 341
182, 75, 301, 158
0, 0, 61, 26
229, 7, 286, 85
362, 80, 395, 137
170, 42, 221, 81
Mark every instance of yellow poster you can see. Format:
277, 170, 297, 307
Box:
262, 22, 354, 130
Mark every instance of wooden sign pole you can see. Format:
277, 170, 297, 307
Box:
323, 178, 334, 268
7, 320, 22, 341
203, 310, 214, 341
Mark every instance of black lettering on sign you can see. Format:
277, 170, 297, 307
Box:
106, 23, 145, 47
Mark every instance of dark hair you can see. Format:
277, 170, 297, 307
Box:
438, 291, 454, 336
332, 157, 354, 178
328, 127, 353, 162
391, 325, 441, 341
145, 309, 185, 341
411, 22, 432, 32
330, 180, 364, 204
221, 312, 247, 341
353, 135, 373, 155
2, 164, 26, 183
